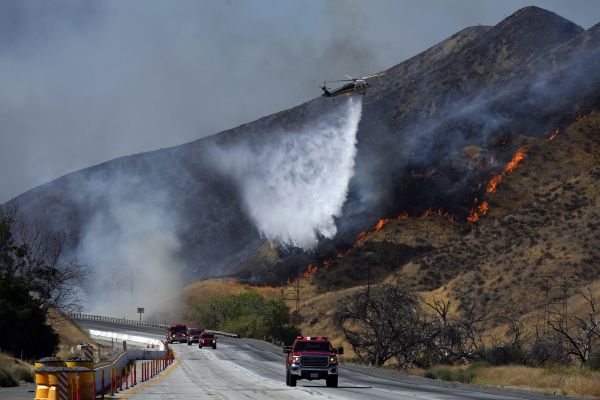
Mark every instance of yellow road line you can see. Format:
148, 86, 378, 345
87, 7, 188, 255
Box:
118, 359, 180, 398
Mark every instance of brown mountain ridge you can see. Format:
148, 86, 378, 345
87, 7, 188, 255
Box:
4, 6, 600, 296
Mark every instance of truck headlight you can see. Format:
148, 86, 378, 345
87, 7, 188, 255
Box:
292, 356, 300, 363
329, 356, 337, 364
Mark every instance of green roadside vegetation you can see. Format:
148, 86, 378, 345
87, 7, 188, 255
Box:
192, 291, 300, 344
0, 208, 87, 386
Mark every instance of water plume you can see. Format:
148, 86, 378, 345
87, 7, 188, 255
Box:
213, 97, 362, 250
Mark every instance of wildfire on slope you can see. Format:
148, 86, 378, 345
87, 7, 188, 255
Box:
303, 265, 318, 278
547, 128, 559, 141
302, 209, 455, 278
465, 143, 533, 223
466, 200, 489, 223
302, 215, 405, 278
487, 144, 533, 194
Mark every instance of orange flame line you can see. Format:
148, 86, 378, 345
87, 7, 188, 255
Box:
487, 144, 532, 194
547, 128, 559, 141
303, 264, 318, 278
478, 201, 489, 215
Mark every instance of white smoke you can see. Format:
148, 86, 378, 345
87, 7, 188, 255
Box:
75, 174, 183, 319
213, 97, 362, 250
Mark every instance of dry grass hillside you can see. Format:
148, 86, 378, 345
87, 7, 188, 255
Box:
182, 110, 599, 349
296, 110, 600, 336
196, 110, 597, 346
48, 310, 95, 358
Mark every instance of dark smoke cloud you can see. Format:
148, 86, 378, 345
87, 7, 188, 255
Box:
1, 0, 600, 205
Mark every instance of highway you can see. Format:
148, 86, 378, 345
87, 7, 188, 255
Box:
74, 318, 572, 400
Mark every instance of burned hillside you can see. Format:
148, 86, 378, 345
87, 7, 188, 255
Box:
4, 6, 600, 289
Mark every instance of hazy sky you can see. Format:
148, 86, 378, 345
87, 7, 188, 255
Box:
1, 0, 600, 203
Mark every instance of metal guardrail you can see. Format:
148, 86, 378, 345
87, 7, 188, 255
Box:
67, 313, 169, 329
94, 348, 168, 394
67, 313, 240, 338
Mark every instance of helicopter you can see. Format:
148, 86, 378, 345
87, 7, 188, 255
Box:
319, 73, 385, 97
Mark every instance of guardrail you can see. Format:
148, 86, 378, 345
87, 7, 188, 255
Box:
66, 313, 169, 329
94, 348, 170, 395
67, 313, 240, 338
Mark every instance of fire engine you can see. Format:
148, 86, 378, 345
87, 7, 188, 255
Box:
199, 332, 217, 349
283, 336, 343, 387
166, 324, 187, 343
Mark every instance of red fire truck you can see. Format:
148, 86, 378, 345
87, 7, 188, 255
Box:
283, 336, 343, 387
166, 324, 187, 343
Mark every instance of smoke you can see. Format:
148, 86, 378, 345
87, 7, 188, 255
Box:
75, 173, 183, 319
211, 97, 362, 250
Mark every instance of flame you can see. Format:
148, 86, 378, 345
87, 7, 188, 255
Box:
478, 201, 489, 215
547, 128, 559, 141
486, 175, 502, 193
300, 207, 455, 278
466, 210, 479, 223
487, 144, 532, 193
303, 264, 318, 278
375, 218, 392, 231
437, 208, 456, 223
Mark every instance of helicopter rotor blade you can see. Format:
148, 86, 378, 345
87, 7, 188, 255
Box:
344, 74, 354, 80
361, 73, 386, 80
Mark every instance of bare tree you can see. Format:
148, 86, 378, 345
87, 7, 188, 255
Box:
334, 283, 426, 367
424, 296, 492, 363
0, 207, 88, 315
548, 288, 600, 366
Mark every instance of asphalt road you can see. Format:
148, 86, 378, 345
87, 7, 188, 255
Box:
120, 338, 568, 400
66, 318, 576, 400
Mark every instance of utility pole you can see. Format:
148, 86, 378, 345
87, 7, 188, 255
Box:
280, 279, 301, 324
364, 251, 374, 298
295, 279, 300, 317
540, 274, 552, 336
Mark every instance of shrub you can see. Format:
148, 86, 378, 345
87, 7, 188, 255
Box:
454, 369, 475, 383
530, 338, 568, 366
274, 325, 302, 346
0, 368, 18, 387
424, 370, 437, 379
196, 292, 299, 342
0, 278, 59, 359
587, 351, 600, 371
424, 367, 474, 383
481, 344, 527, 366
12, 366, 34, 383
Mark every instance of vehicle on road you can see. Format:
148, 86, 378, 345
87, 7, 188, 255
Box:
166, 324, 187, 343
283, 336, 343, 387
199, 332, 217, 349
187, 328, 202, 345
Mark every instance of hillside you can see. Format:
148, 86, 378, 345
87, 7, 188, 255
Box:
294, 109, 599, 326
4, 6, 600, 303
181, 107, 599, 353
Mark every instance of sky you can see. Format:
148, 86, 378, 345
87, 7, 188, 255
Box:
1, 0, 600, 204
